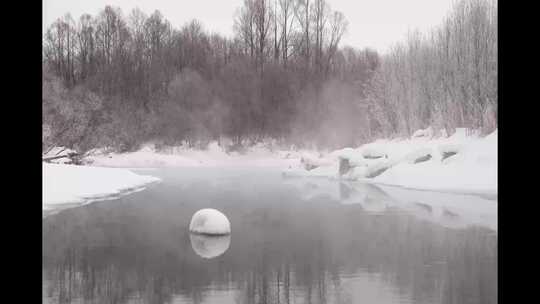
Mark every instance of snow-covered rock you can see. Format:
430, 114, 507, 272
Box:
331, 148, 365, 165
189, 208, 231, 235
338, 156, 353, 176
300, 153, 333, 171
361, 146, 387, 159
412, 126, 434, 139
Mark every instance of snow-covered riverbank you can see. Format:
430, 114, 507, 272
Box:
283, 128, 497, 195
43, 127, 496, 212
42, 163, 160, 212
85, 128, 497, 195
85, 142, 300, 168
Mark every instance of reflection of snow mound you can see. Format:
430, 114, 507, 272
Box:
189, 208, 231, 235
190, 233, 231, 259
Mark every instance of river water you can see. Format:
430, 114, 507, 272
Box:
42, 167, 497, 304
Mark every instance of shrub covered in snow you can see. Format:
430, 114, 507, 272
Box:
412, 127, 434, 139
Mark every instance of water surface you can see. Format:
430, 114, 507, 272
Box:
43, 167, 497, 304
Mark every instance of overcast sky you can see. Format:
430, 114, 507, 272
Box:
43, 0, 455, 54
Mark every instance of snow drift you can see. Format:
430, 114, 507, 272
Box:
42, 163, 161, 212
283, 128, 497, 195
86, 141, 297, 168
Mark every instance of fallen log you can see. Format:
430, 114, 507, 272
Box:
42, 154, 71, 162
42, 152, 82, 164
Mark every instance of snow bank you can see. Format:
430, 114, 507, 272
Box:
79, 129, 496, 194
87, 141, 298, 169
189, 208, 231, 235
283, 128, 497, 194
374, 129, 497, 193
43, 163, 161, 212
84, 144, 202, 167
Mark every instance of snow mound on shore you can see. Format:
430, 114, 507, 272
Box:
43, 163, 161, 211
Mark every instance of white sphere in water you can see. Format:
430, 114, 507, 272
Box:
189, 208, 231, 235
190, 233, 231, 259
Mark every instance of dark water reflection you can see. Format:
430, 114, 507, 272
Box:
43, 168, 497, 304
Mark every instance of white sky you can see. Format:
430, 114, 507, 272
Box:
43, 0, 455, 54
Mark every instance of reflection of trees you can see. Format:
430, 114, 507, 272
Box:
43, 184, 496, 304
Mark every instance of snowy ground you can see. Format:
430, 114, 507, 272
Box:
42, 163, 160, 214
85, 142, 300, 168
283, 128, 497, 195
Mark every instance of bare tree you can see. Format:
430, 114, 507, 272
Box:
278, 0, 296, 68
294, 0, 311, 71
312, 0, 328, 74
324, 10, 347, 76
253, 0, 273, 73
43, 0, 495, 151
234, 0, 257, 62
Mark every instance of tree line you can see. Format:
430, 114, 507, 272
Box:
42, 0, 497, 153
365, 0, 497, 138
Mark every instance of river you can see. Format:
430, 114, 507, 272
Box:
43, 167, 497, 304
